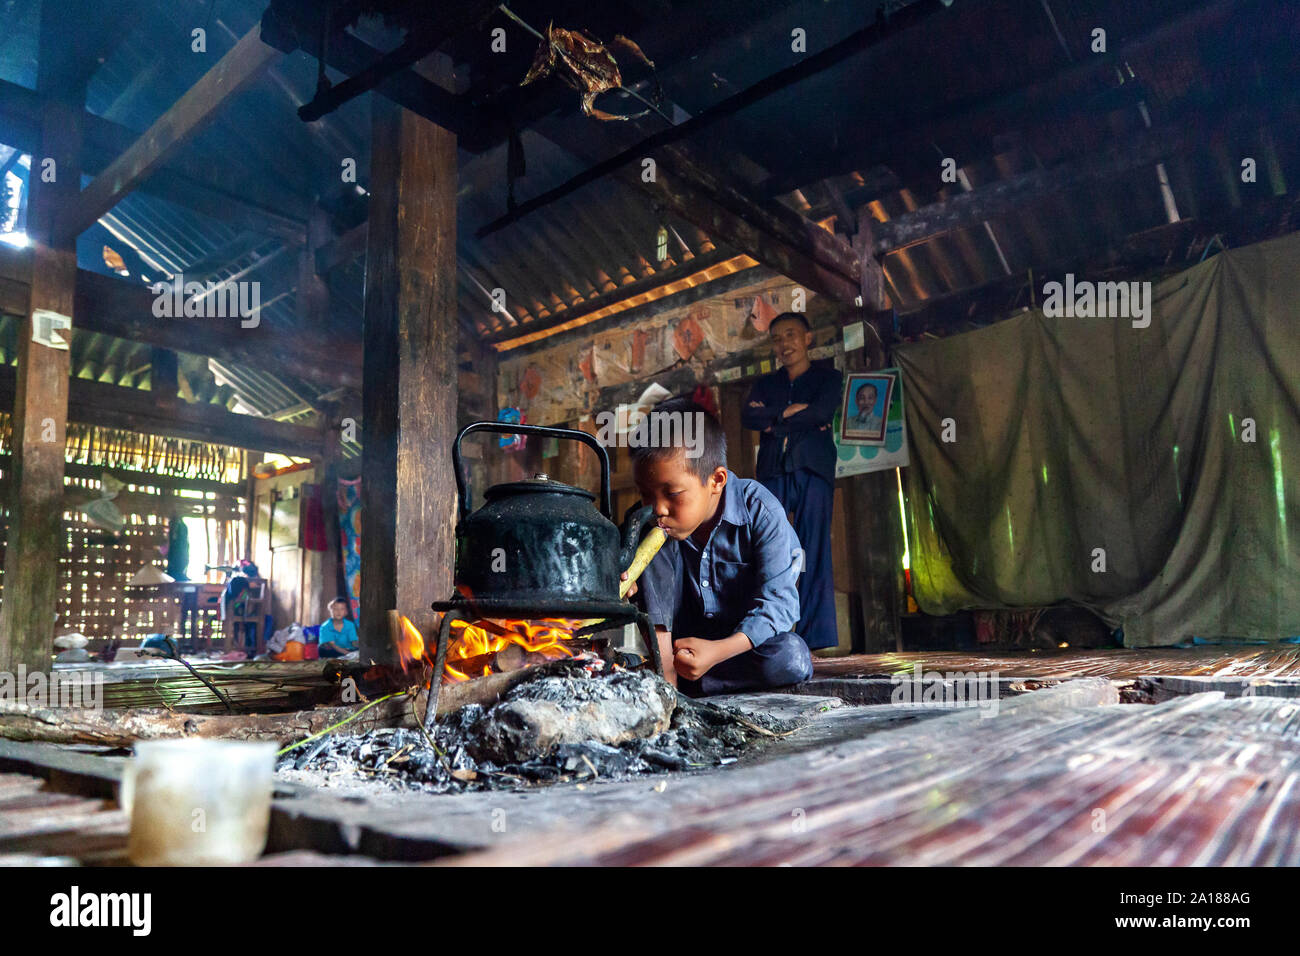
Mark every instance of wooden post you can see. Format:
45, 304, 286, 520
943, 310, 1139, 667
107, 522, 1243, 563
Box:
297, 206, 332, 336
842, 211, 905, 652
299, 208, 337, 627
243, 451, 261, 564
0, 98, 81, 672
150, 347, 179, 409
854, 208, 888, 313
359, 95, 457, 667
304, 402, 344, 626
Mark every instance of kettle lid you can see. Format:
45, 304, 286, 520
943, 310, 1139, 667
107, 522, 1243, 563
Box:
482, 473, 594, 502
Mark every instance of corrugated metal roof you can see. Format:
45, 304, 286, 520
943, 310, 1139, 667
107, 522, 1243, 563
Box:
0, 0, 1294, 413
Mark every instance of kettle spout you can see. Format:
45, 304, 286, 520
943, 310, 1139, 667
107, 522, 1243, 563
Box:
618, 504, 661, 580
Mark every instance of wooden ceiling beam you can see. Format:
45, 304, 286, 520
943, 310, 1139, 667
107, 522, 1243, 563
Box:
259, 3, 488, 147
476, 0, 947, 240
314, 221, 368, 275
0, 78, 308, 239
58, 26, 282, 241
656, 146, 860, 282
2, 366, 324, 458
505, 260, 774, 358
870, 94, 1300, 256
0, 245, 361, 391
610, 147, 860, 305
482, 103, 864, 306
0, 456, 245, 496
761, 0, 1248, 197
484, 246, 747, 349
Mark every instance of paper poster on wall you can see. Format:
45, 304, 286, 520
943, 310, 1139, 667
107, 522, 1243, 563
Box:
834, 367, 909, 478
840, 371, 894, 445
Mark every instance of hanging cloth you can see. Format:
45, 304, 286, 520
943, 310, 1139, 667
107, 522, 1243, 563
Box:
301, 483, 328, 552
166, 516, 190, 581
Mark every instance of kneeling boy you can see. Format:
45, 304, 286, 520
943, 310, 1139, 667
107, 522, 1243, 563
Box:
628, 397, 813, 695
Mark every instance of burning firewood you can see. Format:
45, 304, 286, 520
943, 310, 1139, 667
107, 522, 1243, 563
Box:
450, 640, 603, 678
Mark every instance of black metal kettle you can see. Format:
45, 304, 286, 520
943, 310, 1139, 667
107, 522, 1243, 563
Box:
452, 422, 657, 611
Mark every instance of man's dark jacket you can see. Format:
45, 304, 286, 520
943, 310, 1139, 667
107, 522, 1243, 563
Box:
741, 363, 843, 483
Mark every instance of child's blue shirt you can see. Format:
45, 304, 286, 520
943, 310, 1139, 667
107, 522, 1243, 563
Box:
318, 617, 359, 649
639, 472, 802, 646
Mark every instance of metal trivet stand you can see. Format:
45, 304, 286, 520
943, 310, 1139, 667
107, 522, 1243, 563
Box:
424, 595, 660, 733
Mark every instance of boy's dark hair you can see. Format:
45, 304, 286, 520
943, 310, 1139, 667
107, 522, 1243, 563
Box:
629, 397, 727, 483
329, 597, 348, 608
769, 311, 810, 332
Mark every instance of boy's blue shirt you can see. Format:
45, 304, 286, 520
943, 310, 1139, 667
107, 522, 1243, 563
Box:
639, 471, 801, 647
318, 617, 359, 649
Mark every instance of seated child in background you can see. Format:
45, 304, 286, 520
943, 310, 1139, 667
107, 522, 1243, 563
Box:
625, 397, 813, 695
318, 598, 359, 658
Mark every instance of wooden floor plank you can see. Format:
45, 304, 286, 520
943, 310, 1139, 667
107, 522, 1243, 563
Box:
0, 795, 116, 838
815, 646, 1300, 681
0, 764, 128, 862
0, 821, 130, 863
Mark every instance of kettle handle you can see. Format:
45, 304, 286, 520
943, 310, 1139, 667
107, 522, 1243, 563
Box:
453, 422, 613, 524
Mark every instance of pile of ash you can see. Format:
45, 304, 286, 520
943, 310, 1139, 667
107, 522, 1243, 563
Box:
281, 660, 803, 792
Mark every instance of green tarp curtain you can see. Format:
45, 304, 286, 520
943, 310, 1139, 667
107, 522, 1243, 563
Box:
895, 232, 1300, 647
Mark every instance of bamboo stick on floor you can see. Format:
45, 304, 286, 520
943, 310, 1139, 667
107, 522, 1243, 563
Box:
0, 660, 578, 747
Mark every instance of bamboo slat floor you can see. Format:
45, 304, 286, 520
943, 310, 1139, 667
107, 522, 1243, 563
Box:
438, 680, 1300, 866
44, 659, 340, 712
814, 645, 1300, 680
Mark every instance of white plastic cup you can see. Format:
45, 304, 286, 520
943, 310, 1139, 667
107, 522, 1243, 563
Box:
122, 739, 277, 866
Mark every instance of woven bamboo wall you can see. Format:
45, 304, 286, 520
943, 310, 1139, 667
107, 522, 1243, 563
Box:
0, 422, 250, 647
61, 502, 169, 640
1, 492, 247, 644
56, 482, 246, 642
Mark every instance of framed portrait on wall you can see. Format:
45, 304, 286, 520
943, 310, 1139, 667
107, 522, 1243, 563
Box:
840, 371, 896, 445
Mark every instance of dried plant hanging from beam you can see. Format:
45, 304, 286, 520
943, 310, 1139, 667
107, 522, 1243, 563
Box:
505, 6, 663, 122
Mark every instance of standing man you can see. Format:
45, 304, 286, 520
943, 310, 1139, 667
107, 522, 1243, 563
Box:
741, 312, 842, 651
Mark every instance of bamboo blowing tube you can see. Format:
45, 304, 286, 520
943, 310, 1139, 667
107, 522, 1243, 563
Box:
571, 526, 670, 630
619, 526, 668, 599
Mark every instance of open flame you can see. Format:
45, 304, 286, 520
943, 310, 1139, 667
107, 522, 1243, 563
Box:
397, 615, 426, 672
394, 614, 581, 683
444, 618, 579, 682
